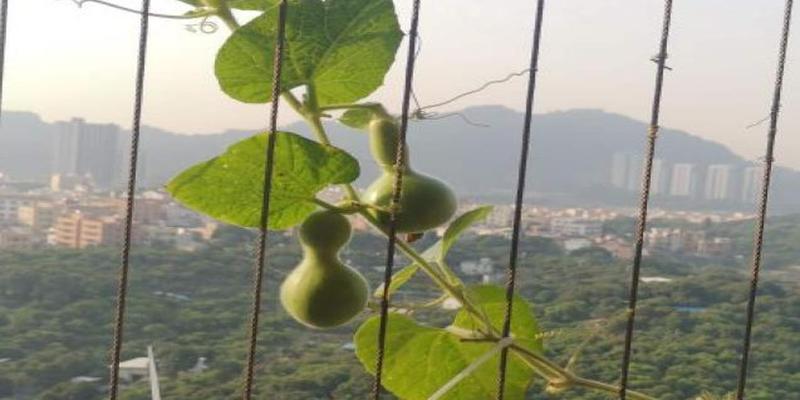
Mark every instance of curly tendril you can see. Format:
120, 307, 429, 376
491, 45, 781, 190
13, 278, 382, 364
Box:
69, 0, 210, 21
186, 17, 219, 34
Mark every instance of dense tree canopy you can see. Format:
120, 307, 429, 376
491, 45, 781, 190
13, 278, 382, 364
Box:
0, 225, 798, 399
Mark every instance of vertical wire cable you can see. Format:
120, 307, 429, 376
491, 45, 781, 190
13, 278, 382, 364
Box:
107, 0, 150, 399
372, 0, 421, 398
0, 0, 9, 122
495, 1, 545, 398
736, 1, 793, 398
242, 1, 288, 399
618, 1, 673, 398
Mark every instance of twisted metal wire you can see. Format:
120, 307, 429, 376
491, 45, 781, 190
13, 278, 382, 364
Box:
618, 1, 673, 398
0, 0, 8, 122
736, 1, 794, 398
242, 1, 289, 399
372, 0, 421, 398
495, 0, 546, 398
107, 0, 150, 398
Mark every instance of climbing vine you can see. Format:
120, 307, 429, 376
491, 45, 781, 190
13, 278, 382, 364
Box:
79, 0, 736, 398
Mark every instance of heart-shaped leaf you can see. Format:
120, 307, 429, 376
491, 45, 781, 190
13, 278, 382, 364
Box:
166, 131, 359, 230
215, 0, 403, 104
174, 0, 278, 10
453, 285, 543, 352
355, 314, 535, 400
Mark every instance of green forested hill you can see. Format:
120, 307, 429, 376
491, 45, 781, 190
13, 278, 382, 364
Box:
0, 228, 798, 400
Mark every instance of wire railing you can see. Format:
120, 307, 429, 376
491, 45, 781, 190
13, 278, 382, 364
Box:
0, 0, 792, 399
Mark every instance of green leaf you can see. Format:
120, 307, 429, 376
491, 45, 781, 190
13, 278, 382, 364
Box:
174, 0, 278, 10
373, 244, 438, 299
339, 108, 374, 130
228, 0, 281, 10
166, 132, 359, 230
440, 206, 493, 261
373, 263, 418, 298
355, 314, 535, 400
373, 207, 494, 298
453, 285, 543, 352
174, 0, 202, 6
215, 0, 403, 104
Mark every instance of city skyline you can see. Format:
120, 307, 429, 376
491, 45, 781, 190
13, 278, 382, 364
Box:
2, 1, 800, 171
53, 118, 122, 189
610, 152, 762, 203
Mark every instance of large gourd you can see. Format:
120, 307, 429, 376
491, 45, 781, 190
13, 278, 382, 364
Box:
362, 116, 457, 233
280, 210, 369, 328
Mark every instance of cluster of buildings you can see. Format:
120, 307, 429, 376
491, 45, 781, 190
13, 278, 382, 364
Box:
0, 117, 215, 251
0, 179, 216, 251
611, 152, 762, 203
457, 203, 747, 261
644, 228, 734, 257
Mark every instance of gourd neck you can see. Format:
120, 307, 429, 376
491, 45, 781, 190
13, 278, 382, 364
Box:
369, 117, 411, 170
301, 245, 341, 267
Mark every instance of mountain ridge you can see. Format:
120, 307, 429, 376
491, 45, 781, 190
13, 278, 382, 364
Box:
1, 106, 797, 212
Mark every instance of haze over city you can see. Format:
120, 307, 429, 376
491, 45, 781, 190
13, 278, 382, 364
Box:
4, 0, 800, 170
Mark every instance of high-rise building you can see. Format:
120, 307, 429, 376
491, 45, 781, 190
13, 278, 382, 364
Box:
610, 153, 645, 192
625, 154, 643, 191
669, 163, 697, 197
741, 166, 762, 204
611, 153, 630, 189
651, 159, 668, 195
704, 164, 734, 200
54, 118, 121, 189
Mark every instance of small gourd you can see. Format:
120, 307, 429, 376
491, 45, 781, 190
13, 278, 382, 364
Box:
280, 210, 369, 329
362, 117, 457, 233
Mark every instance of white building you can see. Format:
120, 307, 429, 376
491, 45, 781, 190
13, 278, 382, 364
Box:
459, 258, 494, 276
563, 237, 592, 252
740, 166, 761, 204
704, 164, 733, 201
550, 218, 603, 237
669, 163, 697, 197
651, 159, 668, 195
611, 153, 629, 189
610, 153, 644, 191
118, 357, 150, 382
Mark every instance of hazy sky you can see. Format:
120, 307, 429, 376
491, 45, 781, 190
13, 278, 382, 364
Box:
5, 1, 800, 168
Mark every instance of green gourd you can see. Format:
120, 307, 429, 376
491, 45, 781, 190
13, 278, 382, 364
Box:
362, 117, 457, 233
280, 210, 369, 329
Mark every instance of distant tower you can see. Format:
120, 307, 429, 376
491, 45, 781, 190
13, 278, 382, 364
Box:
740, 166, 762, 204
625, 154, 643, 192
704, 164, 733, 201
610, 153, 644, 192
669, 163, 697, 197
54, 118, 121, 189
651, 159, 668, 195
611, 153, 630, 189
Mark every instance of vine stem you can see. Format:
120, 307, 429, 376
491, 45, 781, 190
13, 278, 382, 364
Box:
298, 84, 498, 336
313, 196, 494, 334
214, 2, 241, 31
216, 12, 654, 400
318, 102, 388, 114
69, 0, 211, 19
510, 345, 657, 400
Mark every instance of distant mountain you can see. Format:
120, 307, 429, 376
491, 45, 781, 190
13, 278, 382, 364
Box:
1, 107, 798, 212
